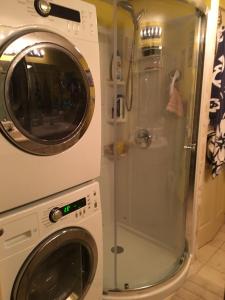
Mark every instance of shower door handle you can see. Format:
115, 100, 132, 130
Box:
184, 143, 196, 152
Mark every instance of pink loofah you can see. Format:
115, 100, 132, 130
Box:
166, 85, 184, 117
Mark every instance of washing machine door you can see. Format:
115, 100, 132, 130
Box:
0, 31, 95, 155
11, 227, 98, 300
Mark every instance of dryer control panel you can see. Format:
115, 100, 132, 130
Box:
3, 0, 98, 42
34, 0, 81, 21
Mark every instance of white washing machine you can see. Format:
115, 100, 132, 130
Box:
0, 181, 102, 300
0, 0, 101, 212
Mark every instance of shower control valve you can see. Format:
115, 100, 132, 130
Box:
134, 129, 152, 149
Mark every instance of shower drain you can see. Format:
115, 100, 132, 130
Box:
111, 245, 124, 254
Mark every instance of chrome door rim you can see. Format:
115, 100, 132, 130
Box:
0, 30, 95, 155
11, 227, 98, 300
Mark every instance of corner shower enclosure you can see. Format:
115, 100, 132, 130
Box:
99, 0, 205, 298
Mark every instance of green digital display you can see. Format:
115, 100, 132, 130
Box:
61, 198, 86, 216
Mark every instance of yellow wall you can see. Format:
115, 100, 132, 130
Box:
220, 0, 225, 9
84, 0, 130, 28
133, 0, 195, 21
198, 168, 225, 247
83, 0, 113, 27
205, 0, 211, 7
84, 0, 211, 28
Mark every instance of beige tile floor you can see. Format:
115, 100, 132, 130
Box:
172, 225, 225, 300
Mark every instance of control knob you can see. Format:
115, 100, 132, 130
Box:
49, 207, 63, 223
34, 0, 51, 17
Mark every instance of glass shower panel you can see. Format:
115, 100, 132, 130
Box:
112, 0, 202, 292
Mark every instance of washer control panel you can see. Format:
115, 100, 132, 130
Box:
49, 196, 86, 223
41, 183, 100, 227
0, 182, 100, 260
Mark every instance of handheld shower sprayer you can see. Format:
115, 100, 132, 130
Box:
116, 1, 145, 111
117, 0, 145, 29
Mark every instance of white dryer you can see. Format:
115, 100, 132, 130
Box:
0, 0, 101, 212
0, 181, 102, 300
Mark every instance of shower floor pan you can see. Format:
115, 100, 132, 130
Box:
103, 225, 191, 300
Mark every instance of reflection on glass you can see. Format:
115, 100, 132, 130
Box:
17, 244, 90, 300
102, 0, 202, 293
8, 47, 87, 142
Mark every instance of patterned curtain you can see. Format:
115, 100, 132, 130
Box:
207, 27, 225, 177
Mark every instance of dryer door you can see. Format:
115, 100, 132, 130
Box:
11, 227, 98, 300
0, 31, 95, 155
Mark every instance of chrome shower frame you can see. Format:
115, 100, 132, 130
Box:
105, 0, 207, 297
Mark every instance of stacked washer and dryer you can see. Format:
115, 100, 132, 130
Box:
0, 0, 102, 299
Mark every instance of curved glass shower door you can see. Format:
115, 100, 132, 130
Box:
102, 0, 204, 293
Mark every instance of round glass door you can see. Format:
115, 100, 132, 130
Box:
0, 31, 95, 155
11, 227, 98, 300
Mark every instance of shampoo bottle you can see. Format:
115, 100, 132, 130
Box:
110, 50, 122, 81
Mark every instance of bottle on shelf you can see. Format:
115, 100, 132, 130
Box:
104, 141, 129, 159
110, 50, 122, 81
111, 94, 125, 121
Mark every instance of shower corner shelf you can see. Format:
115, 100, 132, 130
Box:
134, 67, 161, 74
104, 143, 128, 160
107, 79, 125, 86
108, 117, 126, 124
138, 54, 162, 61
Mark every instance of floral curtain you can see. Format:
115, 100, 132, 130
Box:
207, 27, 225, 177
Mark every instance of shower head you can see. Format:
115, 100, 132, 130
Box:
136, 9, 145, 24
117, 1, 134, 14
117, 0, 144, 29
117, 1, 136, 24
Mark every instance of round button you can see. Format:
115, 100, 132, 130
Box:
49, 207, 63, 223
34, 0, 51, 17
